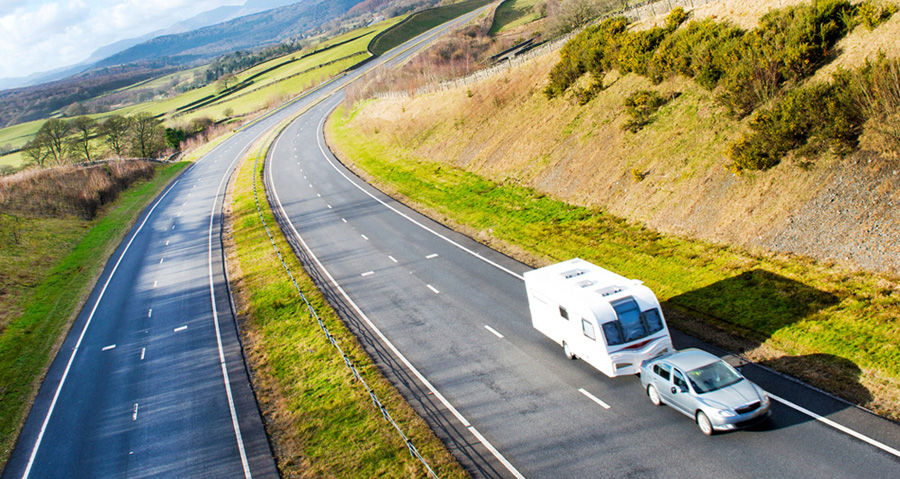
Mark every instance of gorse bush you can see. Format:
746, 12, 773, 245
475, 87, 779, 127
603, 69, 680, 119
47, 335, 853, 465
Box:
622, 89, 667, 132
726, 71, 863, 172
545, 0, 898, 170
852, 54, 900, 152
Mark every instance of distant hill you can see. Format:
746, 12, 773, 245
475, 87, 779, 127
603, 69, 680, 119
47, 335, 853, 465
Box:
94, 0, 364, 70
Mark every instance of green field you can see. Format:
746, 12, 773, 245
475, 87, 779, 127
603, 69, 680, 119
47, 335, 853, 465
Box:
0, 16, 406, 171
490, 0, 542, 34
327, 104, 900, 420
0, 162, 189, 469
369, 0, 495, 55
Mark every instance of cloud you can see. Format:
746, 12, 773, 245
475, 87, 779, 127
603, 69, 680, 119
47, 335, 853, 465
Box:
0, 0, 244, 80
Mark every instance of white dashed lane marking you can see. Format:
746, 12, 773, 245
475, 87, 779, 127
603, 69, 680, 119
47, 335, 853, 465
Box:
579, 388, 611, 409
484, 325, 504, 339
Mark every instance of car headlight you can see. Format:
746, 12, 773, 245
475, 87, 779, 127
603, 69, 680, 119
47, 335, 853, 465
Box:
713, 409, 737, 418
761, 394, 771, 407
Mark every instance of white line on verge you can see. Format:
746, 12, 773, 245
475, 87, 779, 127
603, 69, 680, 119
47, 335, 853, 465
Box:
579, 388, 611, 409
21, 179, 180, 479
768, 393, 900, 459
484, 325, 504, 339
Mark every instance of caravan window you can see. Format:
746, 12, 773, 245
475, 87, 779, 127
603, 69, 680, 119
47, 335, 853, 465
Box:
601, 298, 665, 346
559, 306, 569, 320
582, 319, 596, 340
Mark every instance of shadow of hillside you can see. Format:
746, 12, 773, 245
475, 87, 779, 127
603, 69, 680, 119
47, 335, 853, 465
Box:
661, 269, 872, 431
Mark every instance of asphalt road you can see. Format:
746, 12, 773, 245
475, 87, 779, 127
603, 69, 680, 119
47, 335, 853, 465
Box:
264, 90, 900, 478
2, 8, 491, 479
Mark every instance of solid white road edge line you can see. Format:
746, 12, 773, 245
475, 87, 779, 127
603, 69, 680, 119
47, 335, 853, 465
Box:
22, 179, 180, 479
207, 130, 270, 479
315, 108, 524, 281
579, 388, 611, 410
484, 325, 504, 339
268, 134, 526, 479
768, 393, 900, 459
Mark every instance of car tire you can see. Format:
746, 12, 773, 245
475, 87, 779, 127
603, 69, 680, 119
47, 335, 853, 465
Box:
647, 385, 662, 406
697, 411, 714, 436
563, 342, 575, 360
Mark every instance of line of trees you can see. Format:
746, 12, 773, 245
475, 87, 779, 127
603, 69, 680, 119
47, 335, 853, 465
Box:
23, 113, 167, 167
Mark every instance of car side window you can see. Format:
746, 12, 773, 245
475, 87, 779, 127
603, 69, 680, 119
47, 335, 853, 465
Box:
653, 363, 671, 381
673, 369, 688, 390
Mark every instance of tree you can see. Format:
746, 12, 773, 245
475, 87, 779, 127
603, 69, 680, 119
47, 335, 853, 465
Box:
23, 137, 51, 167
100, 115, 131, 158
165, 127, 186, 149
130, 112, 165, 158
34, 118, 71, 165
70, 116, 99, 162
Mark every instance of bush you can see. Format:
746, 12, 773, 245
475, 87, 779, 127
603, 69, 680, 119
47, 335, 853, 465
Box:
856, 0, 898, 29
650, 18, 744, 88
852, 54, 900, 152
622, 89, 667, 132
726, 73, 863, 172
544, 17, 627, 98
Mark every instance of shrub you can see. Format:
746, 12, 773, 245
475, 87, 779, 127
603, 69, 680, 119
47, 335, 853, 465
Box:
544, 17, 627, 98
622, 89, 667, 132
726, 73, 863, 172
650, 18, 744, 88
856, 0, 899, 29
852, 54, 900, 152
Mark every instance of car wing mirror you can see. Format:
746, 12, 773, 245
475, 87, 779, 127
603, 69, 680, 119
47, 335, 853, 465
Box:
670, 386, 678, 394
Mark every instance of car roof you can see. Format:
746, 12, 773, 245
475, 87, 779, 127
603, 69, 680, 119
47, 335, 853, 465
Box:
661, 348, 720, 371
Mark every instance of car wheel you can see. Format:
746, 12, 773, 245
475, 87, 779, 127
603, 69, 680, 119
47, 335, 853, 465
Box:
697, 411, 714, 436
563, 342, 575, 360
647, 385, 662, 406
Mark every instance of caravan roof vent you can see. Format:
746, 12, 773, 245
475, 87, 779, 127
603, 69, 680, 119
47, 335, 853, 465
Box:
561, 268, 587, 279
576, 279, 596, 288
596, 285, 624, 297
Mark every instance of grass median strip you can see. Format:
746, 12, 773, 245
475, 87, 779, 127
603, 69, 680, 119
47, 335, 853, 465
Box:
0, 161, 188, 469
326, 103, 900, 420
223, 141, 467, 477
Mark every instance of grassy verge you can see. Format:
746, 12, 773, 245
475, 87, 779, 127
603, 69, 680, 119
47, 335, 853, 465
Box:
0, 161, 189, 468
223, 140, 467, 477
369, 0, 495, 55
326, 104, 900, 420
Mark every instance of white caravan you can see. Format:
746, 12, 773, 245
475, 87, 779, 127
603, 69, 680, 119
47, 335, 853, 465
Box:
524, 258, 673, 377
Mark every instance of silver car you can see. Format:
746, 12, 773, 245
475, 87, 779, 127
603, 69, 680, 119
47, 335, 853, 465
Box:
639, 348, 772, 435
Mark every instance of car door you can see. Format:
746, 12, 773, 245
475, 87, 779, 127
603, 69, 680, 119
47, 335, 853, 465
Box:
666, 368, 695, 416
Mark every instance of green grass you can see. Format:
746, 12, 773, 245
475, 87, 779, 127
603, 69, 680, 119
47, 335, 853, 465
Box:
226, 140, 466, 478
490, 0, 542, 34
0, 161, 189, 469
369, 0, 495, 55
327, 104, 900, 418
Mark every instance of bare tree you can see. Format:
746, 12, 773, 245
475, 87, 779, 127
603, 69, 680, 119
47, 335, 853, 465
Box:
70, 116, 99, 162
546, 0, 613, 36
100, 115, 131, 158
130, 112, 165, 158
34, 118, 71, 165
23, 137, 52, 167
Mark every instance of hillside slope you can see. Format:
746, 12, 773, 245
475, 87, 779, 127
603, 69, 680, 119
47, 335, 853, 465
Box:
340, 2, 900, 277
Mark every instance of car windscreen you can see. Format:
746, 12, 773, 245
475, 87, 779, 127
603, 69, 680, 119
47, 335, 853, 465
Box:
686, 360, 744, 393
602, 299, 665, 346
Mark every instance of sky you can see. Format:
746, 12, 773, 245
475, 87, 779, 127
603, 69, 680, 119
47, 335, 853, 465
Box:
0, 0, 245, 80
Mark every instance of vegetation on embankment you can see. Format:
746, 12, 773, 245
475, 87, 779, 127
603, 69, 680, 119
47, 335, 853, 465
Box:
223, 138, 467, 477
369, 0, 497, 55
326, 102, 900, 420
0, 161, 189, 469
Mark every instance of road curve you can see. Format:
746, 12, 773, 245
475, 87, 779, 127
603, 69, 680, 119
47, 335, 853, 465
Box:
264, 95, 900, 477
2, 8, 491, 479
